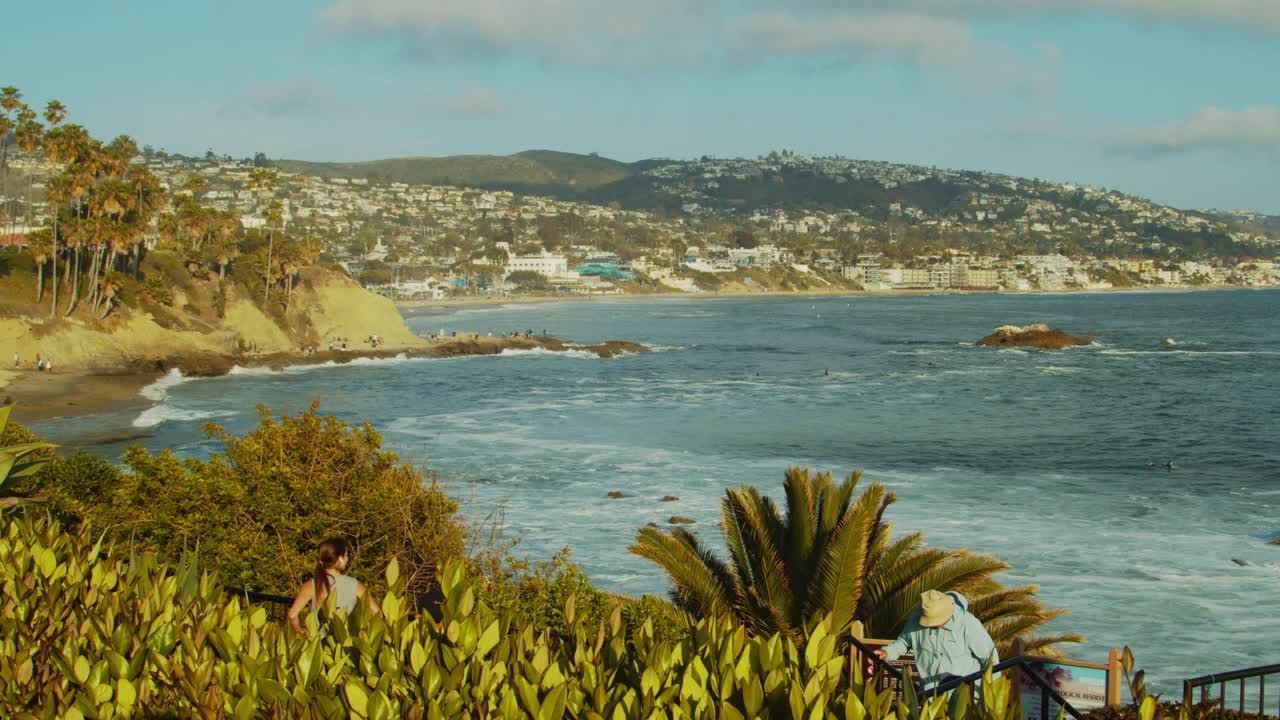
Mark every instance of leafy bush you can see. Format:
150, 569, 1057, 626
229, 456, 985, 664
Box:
470, 548, 692, 646
1, 513, 1027, 719
0, 406, 57, 506
35, 403, 465, 599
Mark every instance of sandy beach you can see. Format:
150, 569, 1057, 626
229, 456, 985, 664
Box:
4, 369, 159, 424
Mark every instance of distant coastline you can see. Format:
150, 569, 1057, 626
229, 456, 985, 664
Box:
393, 282, 1254, 309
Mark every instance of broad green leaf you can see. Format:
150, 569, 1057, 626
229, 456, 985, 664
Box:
345, 681, 370, 718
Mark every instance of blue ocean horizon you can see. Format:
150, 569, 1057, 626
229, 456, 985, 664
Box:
36, 289, 1280, 693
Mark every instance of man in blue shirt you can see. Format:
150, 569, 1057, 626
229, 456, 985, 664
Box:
876, 590, 999, 691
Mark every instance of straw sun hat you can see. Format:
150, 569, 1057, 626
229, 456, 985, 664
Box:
920, 590, 956, 627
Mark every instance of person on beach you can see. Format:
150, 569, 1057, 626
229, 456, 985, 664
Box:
875, 590, 997, 692
12, 352, 17, 368
287, 538, 380, 636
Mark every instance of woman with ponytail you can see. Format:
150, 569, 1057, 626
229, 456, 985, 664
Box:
287, 537, 381, 636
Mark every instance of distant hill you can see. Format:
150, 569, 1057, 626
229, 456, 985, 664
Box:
272, 150, 1278, 253
274, 150, 636, 196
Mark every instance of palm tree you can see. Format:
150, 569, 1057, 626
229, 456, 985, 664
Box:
14, 107, 44, 239
28, 229, 52, 302
630, 467, 1081, 657
263, 199, 283, 305
96, 271, 123, 319
41, 101, 68, 316
0, 87, 22, 243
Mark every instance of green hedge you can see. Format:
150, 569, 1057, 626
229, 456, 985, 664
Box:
3, 514, 1037, 719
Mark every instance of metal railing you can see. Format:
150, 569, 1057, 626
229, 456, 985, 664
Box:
1184, 664, 1280, 718
847, 635, 1083, 719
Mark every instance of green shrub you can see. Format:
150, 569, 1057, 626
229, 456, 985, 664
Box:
0, 514, 997, 718
33, 403, 466, 599
470, 548, 691, 646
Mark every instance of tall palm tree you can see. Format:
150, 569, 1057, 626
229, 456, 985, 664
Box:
96, 271, 123, 319
630, 467, 1081, 657
263, 199, 284, 305
29, 229, 52, 302
41, 101, 68, 316
14, 107, 43, 239
0, 87, 22, 243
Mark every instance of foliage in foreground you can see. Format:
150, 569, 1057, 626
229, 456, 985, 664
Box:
0, 405, 57, 507
1, 514, 1033, 719
32, 403, 465, 599
632, 467, 1083, 657
25, 407, 683, 641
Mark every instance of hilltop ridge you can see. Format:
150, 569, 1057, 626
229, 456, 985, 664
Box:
274, 149, 633, 196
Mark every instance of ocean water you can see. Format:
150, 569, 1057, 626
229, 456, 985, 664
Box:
33, 290, 1280, 690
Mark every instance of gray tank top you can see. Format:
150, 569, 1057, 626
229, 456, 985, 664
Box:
314, 574, 360, 614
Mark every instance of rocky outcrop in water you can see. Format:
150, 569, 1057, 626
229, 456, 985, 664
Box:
976, 324, 1093, 349
668, 516, 695, 525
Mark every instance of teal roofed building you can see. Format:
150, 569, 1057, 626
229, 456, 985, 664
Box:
574, 259, 634, 280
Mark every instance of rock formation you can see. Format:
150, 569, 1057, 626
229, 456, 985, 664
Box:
976, 324, 1093, 349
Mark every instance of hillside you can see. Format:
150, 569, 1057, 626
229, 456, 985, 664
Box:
274, 149, 634, 195
270, 150, 1278, 253
0, 250, 423, 383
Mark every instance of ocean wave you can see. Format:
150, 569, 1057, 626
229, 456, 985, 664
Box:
133, 405, 236, 429
498, 347, 600, 359
1100, 349, 1280, 357
139, 368, 187, 401
1036, 365, 1084, 374
453, 303, 545, 315
226, 354, 414, 376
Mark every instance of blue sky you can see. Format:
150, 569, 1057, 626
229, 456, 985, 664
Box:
4, 0, 1279, 212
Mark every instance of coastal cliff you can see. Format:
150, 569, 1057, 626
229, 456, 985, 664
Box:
0, 266, 422, 387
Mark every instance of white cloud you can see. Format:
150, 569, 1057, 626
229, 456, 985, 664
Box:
447, 87, 507, 115
782, 0, 1280, 33
1003, 106, 1280, 156
233, 78, 336, 117
1113, 106, 1280, 154
318, 0, 712, 65
730, 12, 1060, 95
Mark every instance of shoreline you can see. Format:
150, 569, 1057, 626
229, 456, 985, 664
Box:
395, 283, 1261, 310
5, 334, 645, 425
8, 284, 1274, 426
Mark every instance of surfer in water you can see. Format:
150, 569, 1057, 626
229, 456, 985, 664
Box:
1166, 459, 1176, 471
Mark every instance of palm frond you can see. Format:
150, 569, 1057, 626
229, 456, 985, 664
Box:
628, 526, 735, 617
1010, 633, 1087, 658
808, 483, 884, 632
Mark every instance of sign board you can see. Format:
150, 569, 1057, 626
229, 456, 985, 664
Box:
1019, 659, 1111, 720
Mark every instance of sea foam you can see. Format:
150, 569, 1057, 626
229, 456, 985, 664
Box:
139, 368, 187, 401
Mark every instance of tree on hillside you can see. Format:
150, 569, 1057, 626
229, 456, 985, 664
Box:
631, 467, 1081, 657
33, 404, 466, 598
0, 87, 22, 243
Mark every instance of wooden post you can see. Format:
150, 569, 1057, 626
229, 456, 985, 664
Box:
1010, 638, 1027, 720
849, 621, 865, 688
1107, 648, 1123, 707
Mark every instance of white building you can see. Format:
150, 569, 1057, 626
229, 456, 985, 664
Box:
506, 250, 569, 277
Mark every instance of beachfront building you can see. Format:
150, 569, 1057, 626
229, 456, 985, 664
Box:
505, 250, 582, 286
506, 250, 569, 277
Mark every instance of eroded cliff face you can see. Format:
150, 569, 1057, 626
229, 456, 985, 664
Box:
0, 267, 423, 377
284, 268, 424, 350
